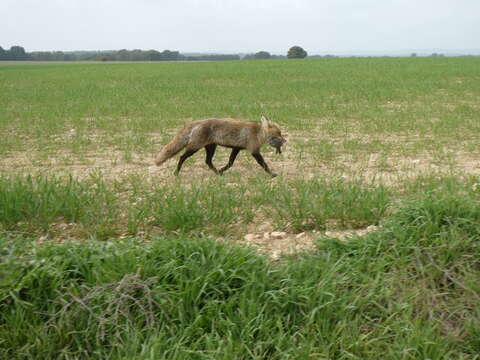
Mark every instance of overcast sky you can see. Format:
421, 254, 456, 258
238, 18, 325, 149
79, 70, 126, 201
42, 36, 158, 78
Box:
2, 0, 479, 54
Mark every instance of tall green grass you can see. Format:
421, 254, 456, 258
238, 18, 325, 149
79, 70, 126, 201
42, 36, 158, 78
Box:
1, 175, 392, 237
2, 174, 479, 238
1, 185, 479, 359
268, 179, 389, 231
0, 175, 117, 239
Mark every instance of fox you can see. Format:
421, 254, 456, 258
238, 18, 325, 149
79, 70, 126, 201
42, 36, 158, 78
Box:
154, 115, 287, 177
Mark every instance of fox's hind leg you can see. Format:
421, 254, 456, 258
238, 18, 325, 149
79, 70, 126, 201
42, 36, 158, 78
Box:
219, 148, 241, 175
204, 144, 219, 174
175, 148, 200, 176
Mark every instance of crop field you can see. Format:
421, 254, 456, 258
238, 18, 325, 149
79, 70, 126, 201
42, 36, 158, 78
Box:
1, 58, 480, 359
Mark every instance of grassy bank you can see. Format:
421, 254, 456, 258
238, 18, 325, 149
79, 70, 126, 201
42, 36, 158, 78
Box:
1, 183, 479, 358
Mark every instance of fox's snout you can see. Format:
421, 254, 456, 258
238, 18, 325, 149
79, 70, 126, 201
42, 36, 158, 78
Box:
269, 136, 286, 147
269, 136, 286, 154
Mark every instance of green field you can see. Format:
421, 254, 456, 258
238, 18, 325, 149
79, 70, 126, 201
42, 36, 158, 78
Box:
1, 59, 480, 358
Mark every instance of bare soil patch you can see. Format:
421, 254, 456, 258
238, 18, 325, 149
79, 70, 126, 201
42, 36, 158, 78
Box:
236, 225, 379, 260
2, 129, 479, 183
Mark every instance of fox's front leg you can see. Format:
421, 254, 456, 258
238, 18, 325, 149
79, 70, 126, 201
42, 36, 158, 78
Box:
175, 148, 199, 176
251, 152, 277, 177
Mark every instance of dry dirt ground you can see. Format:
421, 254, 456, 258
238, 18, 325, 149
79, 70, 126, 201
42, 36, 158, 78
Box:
2, 130, 479, 182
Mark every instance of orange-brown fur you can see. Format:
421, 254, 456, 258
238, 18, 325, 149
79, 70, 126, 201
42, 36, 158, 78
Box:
155, 116, 286, 177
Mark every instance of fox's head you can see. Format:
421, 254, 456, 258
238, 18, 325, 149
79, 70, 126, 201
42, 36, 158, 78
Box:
260, 116, 287, 154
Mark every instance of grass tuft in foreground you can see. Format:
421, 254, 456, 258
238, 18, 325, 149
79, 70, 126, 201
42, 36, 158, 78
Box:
1, 184, 479, 359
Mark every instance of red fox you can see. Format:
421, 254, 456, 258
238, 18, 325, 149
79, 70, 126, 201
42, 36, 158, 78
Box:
155, 116, 286, 177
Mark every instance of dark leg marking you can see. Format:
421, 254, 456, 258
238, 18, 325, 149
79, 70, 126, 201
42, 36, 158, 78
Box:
204, 144, 218, 174
252, 152, 277, 177
219, 148, 241, 174
175, 149, 199, 175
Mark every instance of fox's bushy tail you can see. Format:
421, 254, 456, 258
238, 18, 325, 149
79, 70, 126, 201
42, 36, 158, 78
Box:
154, 129, 189, 166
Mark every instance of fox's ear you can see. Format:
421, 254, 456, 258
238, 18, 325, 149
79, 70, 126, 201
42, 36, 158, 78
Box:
261, 116, 269, 132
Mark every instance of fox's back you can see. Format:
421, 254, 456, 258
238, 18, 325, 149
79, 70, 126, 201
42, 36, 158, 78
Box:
189, 118, 261, 149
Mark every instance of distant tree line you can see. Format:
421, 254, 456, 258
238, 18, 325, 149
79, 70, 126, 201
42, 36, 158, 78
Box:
0, 45, 314, 62
4, 44, 469, 62
0, 46, 32, 60
0, 46, 241, 62
242, 47, 308, 60
0, 45, 307, 62
95, 49, 242, 62
242, 51, 286, 60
